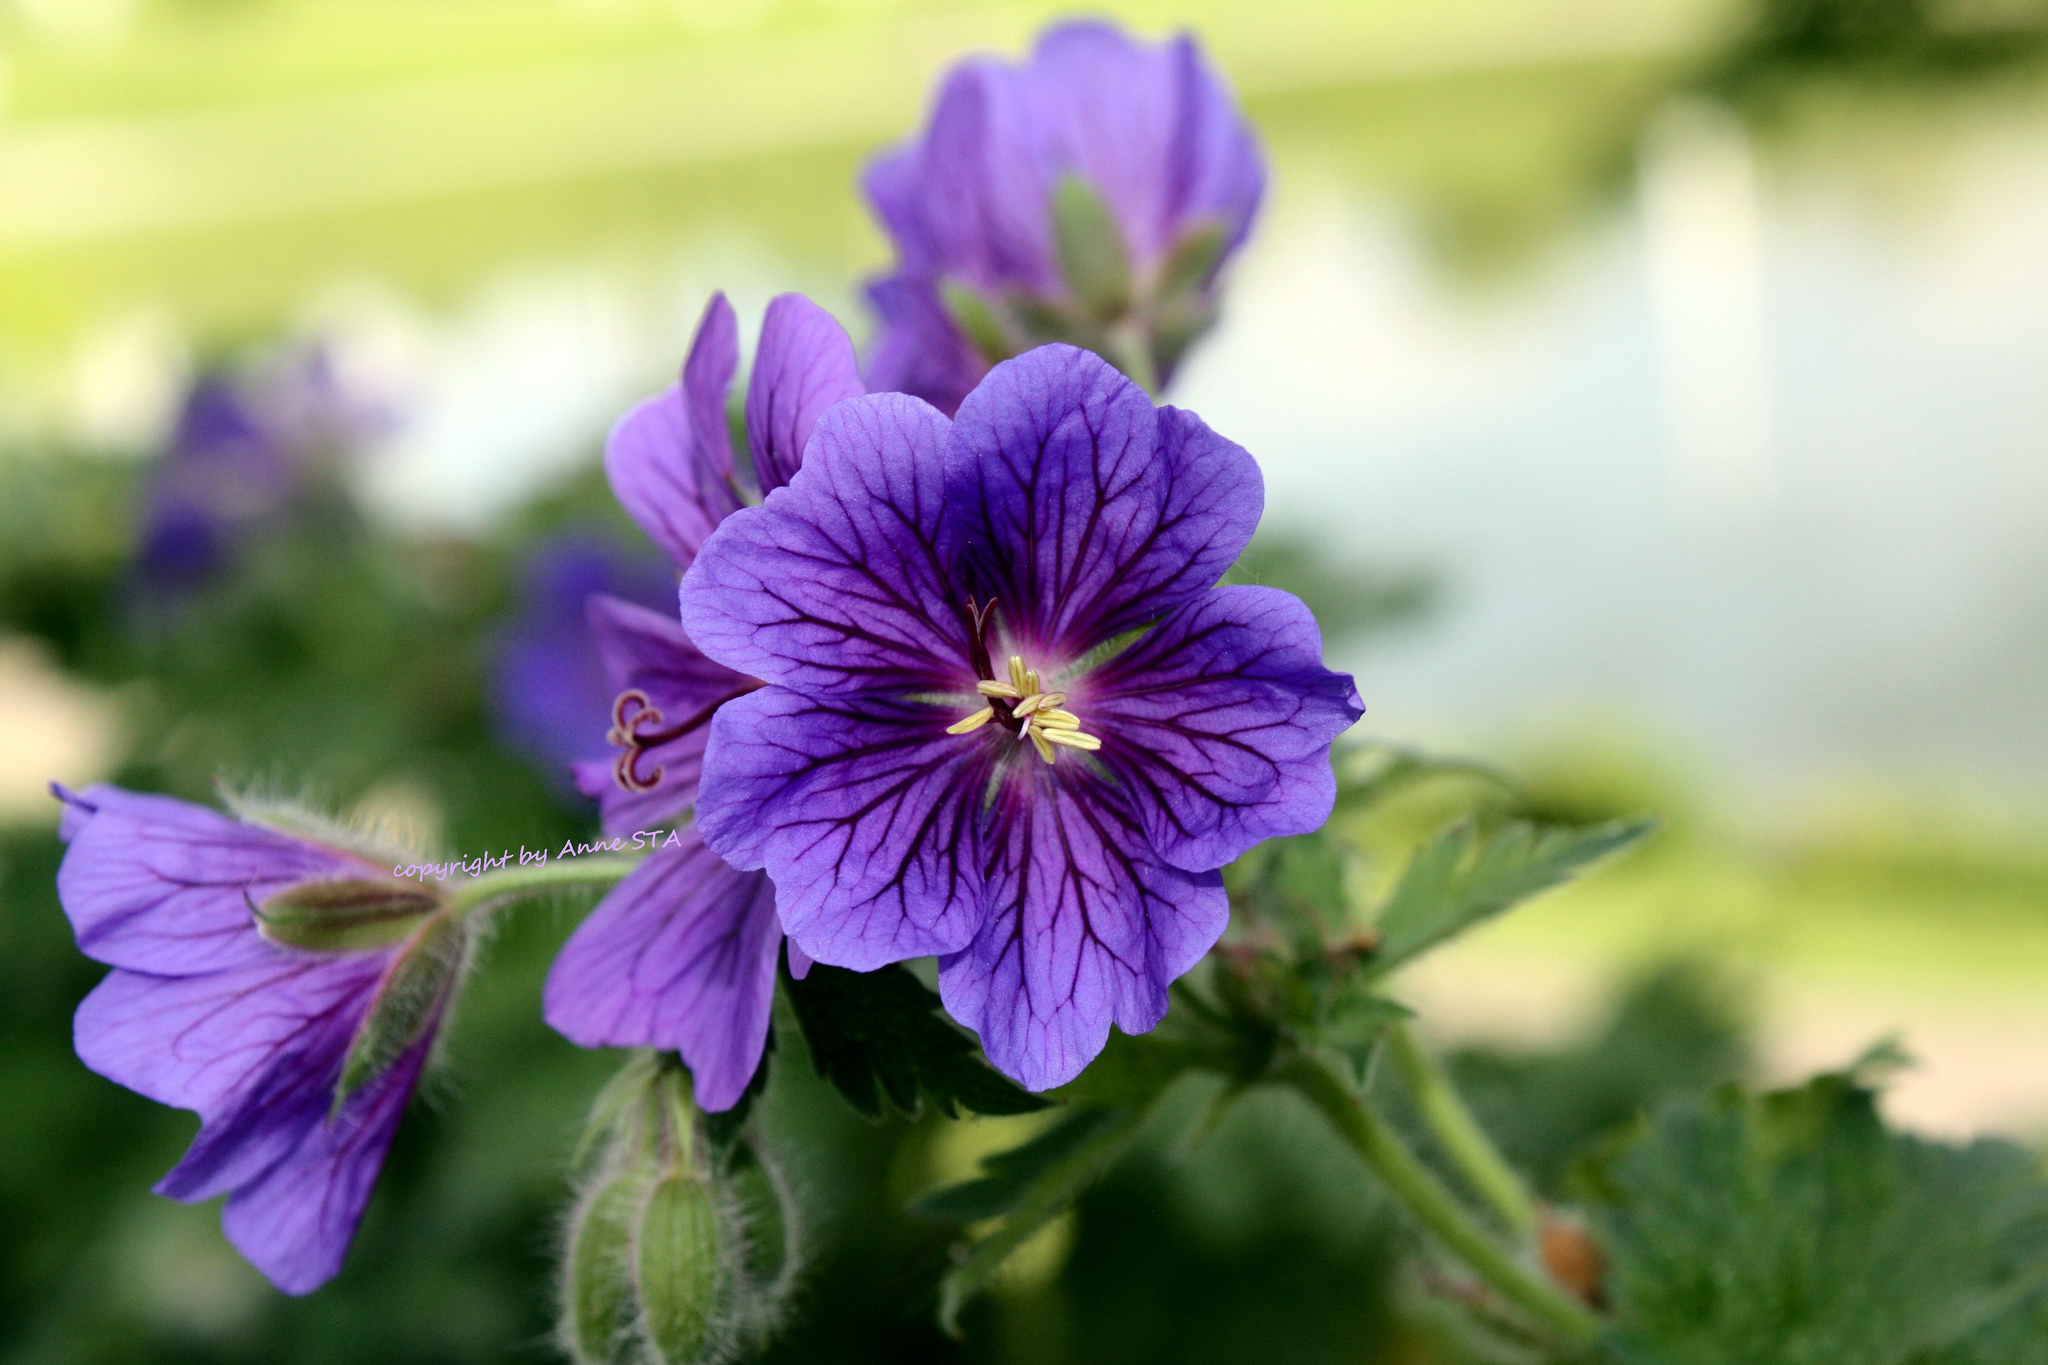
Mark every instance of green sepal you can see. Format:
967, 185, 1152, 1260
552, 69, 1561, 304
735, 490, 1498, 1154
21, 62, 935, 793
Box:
635, 1174, 724, 1365
1151, 215, 1231, 299
255, 878, 439, 952
940, 279, 1018, 364
562, 1171, 646, 1365
333, 911, 466, 1113
1051, 172, 1133, 320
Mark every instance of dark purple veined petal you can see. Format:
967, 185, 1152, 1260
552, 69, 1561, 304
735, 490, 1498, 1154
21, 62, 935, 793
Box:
944, 346, 1260, 659
937, 763, 1227, 1091
696, 686, 988, 970
55, 784, 371, 976
574, 593, 755, 836
745, 294, 865, 496
680, 392, 971, 698
605, 294, 744, 570
1084, 585, 1363, 871
543, 832, 780, 1112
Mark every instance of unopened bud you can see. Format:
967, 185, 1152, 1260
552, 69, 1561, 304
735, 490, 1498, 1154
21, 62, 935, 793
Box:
563, 1171, 646, 1365
636, 1174, 724, 1365
334, 912, 466, 1110
256, 878, 439, 952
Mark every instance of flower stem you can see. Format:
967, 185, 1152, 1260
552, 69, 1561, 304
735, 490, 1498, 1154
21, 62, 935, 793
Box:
1387, 1023, 1538, 1239
450, 854, 642, 915
1279, 1051, 1602, 1345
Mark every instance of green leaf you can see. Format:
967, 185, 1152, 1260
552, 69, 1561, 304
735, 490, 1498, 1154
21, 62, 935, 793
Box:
254, 877, 439, 952
783, 963, 1050, 1120
930, 1105, 1148, 1335
1226, 828, 1349, 947
1051, 172, 1132, 319
1585, 1066, 2048, 1365
1368, 817, 1655, 977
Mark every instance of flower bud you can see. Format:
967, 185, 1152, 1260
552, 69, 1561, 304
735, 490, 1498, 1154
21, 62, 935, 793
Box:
334, 911, 467, 1111
255, 878, 439, 952
635, 1174, 724, 1365
563, 1170, 647, 1365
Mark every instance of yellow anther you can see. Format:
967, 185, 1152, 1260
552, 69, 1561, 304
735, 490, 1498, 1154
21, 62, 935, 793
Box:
1012, 692, 1055, 718
1007, 655, 1029, 693
1033, 708, 1081, 730
1029, 727, 1057, 764
947, 706, 995, 735
1043, 729, 1102, 752
977, 680, 1022, 699
1025, 669, 1041, 693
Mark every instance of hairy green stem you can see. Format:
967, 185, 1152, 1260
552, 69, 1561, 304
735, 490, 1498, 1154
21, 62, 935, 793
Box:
1388, 1023, 1538, 1238
450, 854, 642, 915
1280, 1052, 1602, 1345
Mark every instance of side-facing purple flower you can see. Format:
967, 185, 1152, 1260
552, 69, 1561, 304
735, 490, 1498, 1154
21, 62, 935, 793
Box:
541, 291, 862, 1110
679, 345, 1361, 1090
490, 534, 676, 781
53, 784, 466, 1294
863, 19, 1265, 414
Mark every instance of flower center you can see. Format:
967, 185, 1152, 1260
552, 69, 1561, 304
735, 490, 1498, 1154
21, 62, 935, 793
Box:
945, 598, 1102, 764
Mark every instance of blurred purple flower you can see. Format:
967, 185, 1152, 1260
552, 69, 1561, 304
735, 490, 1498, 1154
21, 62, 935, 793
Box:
135, 347, 391, 595
490, 535, 675, 779
54, 783, 461, 1295
862, 20, 1265, 414
679, 345, 1361, 1090
542, 291, 862, 1110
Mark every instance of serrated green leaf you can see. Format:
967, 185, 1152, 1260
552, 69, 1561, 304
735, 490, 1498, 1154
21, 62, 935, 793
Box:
1586, 1066, 2048, 1365
1368, 817, 1656, 978
784, 963, 1050, 1121
914, 1108, 1124, 1224
1225, 828, 1348, 947
934, 1104, 1148, 1335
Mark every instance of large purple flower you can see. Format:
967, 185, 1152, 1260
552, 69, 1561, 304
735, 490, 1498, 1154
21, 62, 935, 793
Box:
678, 345, 1361, 1090
541, 291, 861, 1109
53, 784, 464, 1294
863, 19, 1265, 414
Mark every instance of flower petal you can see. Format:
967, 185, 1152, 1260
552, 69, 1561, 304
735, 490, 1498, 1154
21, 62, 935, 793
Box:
543, 833, 780, 1112
679, 392, 971, 697
604, 293, 744, 570
1086, 585, 1363, 870
211, 1039, 428, 1296
945, 346, 1261, 657
937, 766, 1227, 1090
745, 293, 865, 496
574, 593, 755, 836
56, 786, 370, 975
859, 272, 986, 418
696, 687, 988, 969
74, 952, 385, 1121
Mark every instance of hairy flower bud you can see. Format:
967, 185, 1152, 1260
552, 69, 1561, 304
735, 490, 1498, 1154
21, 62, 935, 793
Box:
635, 1174, 724, 1365
564, 1171, 648, 1365
255, 878, 440, 952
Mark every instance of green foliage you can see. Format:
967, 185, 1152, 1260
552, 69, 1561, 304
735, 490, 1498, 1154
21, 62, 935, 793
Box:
783, 964, 1050, 1122
1224, 531, 1436, 645
1586, 1061, 2048, 1365
1367, 817, 1656, 978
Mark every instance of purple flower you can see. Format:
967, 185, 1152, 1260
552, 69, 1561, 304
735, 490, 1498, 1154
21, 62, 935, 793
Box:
490, 534, 677, 780
677, 345, 1361, 1090
542, 291, 861, 1109
53, 784, 464, 1294
862, 20, 1265, 414
135, 347, 387, 595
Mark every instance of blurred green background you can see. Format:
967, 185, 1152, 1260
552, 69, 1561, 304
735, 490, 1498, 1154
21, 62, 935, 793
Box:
1, 0, 2045, 1360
